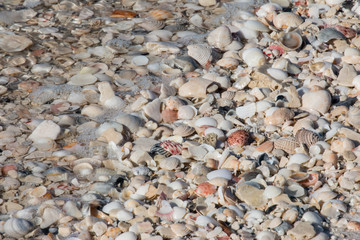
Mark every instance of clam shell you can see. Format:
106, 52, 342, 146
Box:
227, 129, 250, 147
178, 105, 197, 120
216, 57, 239, 69
195, 117, 217, 127
318, 28, 346, 43
273, 12, 303, 29
265, 107, 294, 125
73, 162, 93, 177
178, 77, 214, 98
267, 68, 288, 80
170, 223, 190, 237
187, 44, 212, 67
279, 32, 302, 50
207, 169, 233, 181
204, 127, 225, 141
139, 18, 165, 31
4, 218, 34, 238
173, 125, 195, 137
244, 20, 270, 32
159, 156, 181, 170
295, 128, 321, 147
195, 182, 217, 196
207, 25, 232, 50
348, 106, 360, 128
274, 137, 299, 154
242, 48, 266, 67
144, 99, 162, 123
302, 90, 331, 114
165, 96, 185, 110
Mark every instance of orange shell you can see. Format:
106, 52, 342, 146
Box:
298, 172, 319, 187
195, 182, 217, 197
148, 9, 173, 20
110, 10, 137, 18
227, 130, 250, 147
161, 109, 178, 123
256, 141, 274, 152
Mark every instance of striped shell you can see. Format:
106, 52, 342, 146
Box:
187, 44, 212, 67
227, 130, 250, 147
139, 19, 165, 31
150, 140, 182, 157
148, 9, 173, 20
173, 125, 195, 137
274, 137, 299, 154
295, 128, 321, 147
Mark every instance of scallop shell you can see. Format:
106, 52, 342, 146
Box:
187, 44, 212, 68
279, 31, 302, 50
207, 25, 232, 50
242, 48, 266, 67
227, 129, 250, 147
177, 105, 197, 120
273, 12, 303, 29
150, 140, 182, 157
274, 137, 299, 154
4, 218, 34, 238
148, 9, 173, 20
265, 107, 294, 125
295, 128, 321, 147
318, 28, 346, 43
173, 125, 195, 137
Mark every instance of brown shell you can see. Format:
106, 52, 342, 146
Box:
227, 130, 250, 147
161, 109, 178, 123
110, 10, 137, 18
295, 128, 321, 147
148, 9, 173, 20
265, 108, 294, 125
274, 137, 299, 154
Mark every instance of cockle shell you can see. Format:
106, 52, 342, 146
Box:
279, 31, 303, 50
170, 223, 191, 237
178, 105, 197, 119
273, 12, 303, 29
139, 18, 165, 31
295, 128, 321, 147
73, 162, 94, 177
242, 48, 266, 67
227, 130, 250, 147
148, 9, 173, 20
302, 90, 332, 114
187, 44, 212, 68
4, 218, 34, 238
178, 77, 215, 98
173, 125, 195, 137
150, 140, 182, 157
274, 137, 299, 154
207, 25, 232, 50
265, 107, 294, 125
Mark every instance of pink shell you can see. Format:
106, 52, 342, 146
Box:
227, 130, 250, 147
160, 140, 183, 155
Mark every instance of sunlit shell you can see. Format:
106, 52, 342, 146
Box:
267, 68, 288, 80
195, 117, 217, 128
274, 137, 299, 154
242, 48, 266, 67
161, 109, 178, 123
227, 129, 250, 147
216, 57, 239, 69
330, 137, 355, 153
348, 106, 360, 128
236, 102, 256, 119
159, 157, 181, 170
178, 77, 215, 98
173, 125, 195, 137
187, 44, 212, 68
150, 140, 182, 157
204, 127, 225, 141
279, 31, 302, 50
298, 172, 319, 187
256, 141, 274, 152
110, 10, 137, 18
265, 107, 294, 125
148, 9, 173, 20
170, 223, 191, 237
73, 162, 94, 177
177, 105, 197, 120
195, 182, 217, 196
165, 96, 185, 110
207, 25, 232, 50
289, 172, 309, 182
273, 12, 303, 29
295, 128, 321, 147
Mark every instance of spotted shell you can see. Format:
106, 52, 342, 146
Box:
295, 128, 321, 147
150, 140, 182, 157
274, 137, 299, 154
227, 130, 250, 147
187, 44, 212, 68
173, 125, 195, 137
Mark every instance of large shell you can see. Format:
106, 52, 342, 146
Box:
295, 128, 321, 147
242, 48, 266, 67
279, 32, 302, 50
143, 99, 162, 123
4, 218, 34, 238
273, 12, 303, 29
302, 90, 332, 114
187, 44, 212, 67
274, 137, 299, 154
207, 25, 232, 50
173, 125, 195, 137
161, 109, 178, 123
227, 130, 250, 147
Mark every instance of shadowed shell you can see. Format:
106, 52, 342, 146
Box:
187, 44, 212, 68
207, 25, 232, 50
295, 128, 321, 147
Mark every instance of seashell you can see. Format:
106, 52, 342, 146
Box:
256, 231, 277, 240
242, 48, 266, 67
204, 127, 225, 141
348, 106, 360, 129
207, 169, 233, 181
0, 34, 33, 53
165, 96, 185, 111
178, 77, 215, 98
288, 153, 310, 165
295, 128, 321, 147
143, 99, 162, 123
274, 137, 299, 154
73, 162, 93, 177
187, 44, 212, 68
150, 140, 182, 157
173, 125, 195, 137
4, 218, 34, 238
279, 31, 302, 51
236, 102, 256, 119
267, 68, 288, 80
159, 157, 181, 170
318, 28, 345, 43
298, 172, 319, 187
256, 141, 274, 153
103, 202, 123, 214
116, 114, 144, 133
302, 212, 322, 225
170, 223, 190, 237
145, 41, 180, 55
284, 183, 305, 197
273, 12, 303, 29
216, 57, 239, 69
110, 10, 137, 18
148, 9, 173, 20
207, 25, 232, 50
139, 18, 165, 31
195, 216, 219, 227
263, 186, 282, 199
330, 137, 354, 154
195, 117, 217, 128
320, 200, 347, 218
115, 231, 137, 240
244, 20, 270, 32
221, 91, 236, 100
233, 76, 251, 90
227, 129, 250, 147
177, 105, 197, 120
265, 108, 294, 125
161, 109, 178, 123
195, 182, 217, 196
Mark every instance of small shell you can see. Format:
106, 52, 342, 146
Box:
265, 108, 294, 125
236, 102, 257, 119
161, 109, 178, 123
244, 20, 270, 32
267, 68, 288, 80
274, 137, 299, 154
159, 157, 181, 170
195, 182, 217, 196
143, 99, 162, 123
178, 77, 215, 98
273, 12, 303, 29
187, 44, 212, 68
207, 25, 232, 50
227, 130, 250, 147
298, 172, 319, 187
279, 32, 302, 50
216, 57, 239, 69
139, 18, 165, 31
170, 223, 191, 237
318, 28, 346, 43
195, 117, 217, 128
110, 10, 137, 18
256, 141, 274, 152
178, 105, 197, 120
242, 48, 266, 67
148, 9, 173, 20
73, 162, 93, 177
165, 96, 185, 110
4, 218, 34, 238
150, 140, 182, 157
173, 125, 195, 137
204, 127, 225, 141
348, 106, 360, 128
295, 128, 321, 147
207, 169, 233, 181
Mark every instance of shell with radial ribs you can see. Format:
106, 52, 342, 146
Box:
295, 128, 321, 147
187, 44, 212, 67
207, 25, 232, 50
274, 137, 299, 154
150, 140, 182, 157
227, 130, 250, 147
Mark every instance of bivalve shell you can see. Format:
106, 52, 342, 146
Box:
295, 128, 321, 147
279, 32, 302, 50
273, 12, 303, 29
227, 129, 250, 147
267, 68, 288, 80
274, 137, 299, 154
207, 25, 232, 50
187, 44, 212, 68
318, 28, 346, 43
265, 108, 294, 125
195, 117, 217, 128
4, 218, 34, 238
173, 125, 195, 137
178, 105, 197, 120
159, 157, 181, 170
178, 77, 215, 98
207, 169, 233, 181
242, 48, 266, 67
150, 140, 182, 157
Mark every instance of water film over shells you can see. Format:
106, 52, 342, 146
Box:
0, 0, 360, 239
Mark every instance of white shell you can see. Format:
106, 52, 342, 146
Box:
187, 44, 212, 67
132, 56, 149, 66
244, 20, 269, 32
352, 75, 360, 90
267, 68, 288, 80
195, 117, 217, 127
207, 169, 232, 181
143, 99, 162, 123
195, 216, 219, 227
302, 211, 322, 225
204, 127, 225, 141
115, 231, 137, 240
178, 105, 197, 120
4, 218, 34, 238
288, 153, 311, 165
103, 202, 123, 214
273, 12, 303, 29
236, 103, 256, 119
242, 48, 266, 67
73, 162, 93, 177
263, 186, 282, 199
207, 25, 232, 50
302, 90, 332, 114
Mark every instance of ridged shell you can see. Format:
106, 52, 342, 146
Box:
273, 12, 303, 29
187, 44, 212, 67
148, 9, 173, 20
279, 32, 302, 50
150, 140, 182, 157
207, 25, 232, 50
4, 218, 34, 238
195, 182, 217, 196
170, 223, 191, 237
73, 162, 94, 177
139, 18, 165, 31
173, 125, 195, 137
227, 130, 250, 147
295, 128, 321, 147
216, 57, 239, 69
274, 137, 299, 154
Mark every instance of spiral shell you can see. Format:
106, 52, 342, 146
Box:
207, 25, 232, 50
187, 44, 212, 68
274, 137, 299, 154
295, 128, 321, 147
227, 130, 250, 147
150, 140, 182, 157
4, 218, 34, 238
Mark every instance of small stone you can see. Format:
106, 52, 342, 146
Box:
287, 221, 316, 240
28, 120, 61, 141
68, 73, 97, 86
0, 34, 33, 52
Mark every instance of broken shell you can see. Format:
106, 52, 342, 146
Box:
144, 99, 162, 123
150, 140, 182, 157
236, 102, 257, 119
295, 128, 321, 147
187, 44, 212, 68
216, 57, 239, 69
161, 109, 178, 123
178, 78, 215, 98
207, 25, 232, 50
279, 31, 302, 51
242, 48, 266, 67
318, 28, 346, 43
195, 182, 217, 197
73, 162, 94, 177
274, 137, 299, 154
330, 137, 355, 154
4, 218, 34, 238
195, 117, 217, 128
148, 9, 173, 20
227, 129, 250, 147
159, 157, 181, 170
347, 106, 360, 129
204, 127, 225, 141
178, 105, 197, 120
267, 68, 288, 81
170, 223, 190, 237
265, 108, 294, 125
273, 12, 303, 29
244, 20, 270, 32
165, 96, 185, 111
207, 169, 233, 181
